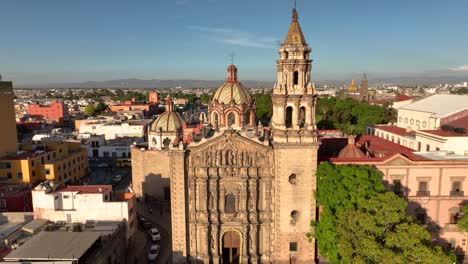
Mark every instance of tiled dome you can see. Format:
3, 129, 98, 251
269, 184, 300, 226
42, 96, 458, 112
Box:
151, 96, 186, 132
212, 65, 252, 105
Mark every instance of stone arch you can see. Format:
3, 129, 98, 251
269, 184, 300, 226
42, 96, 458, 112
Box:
212, 111, 219, 125
227, 112, 237, 127
200, 112, 207, 123
293, 71, 299, 85
299, 106, 306, 128
220, 228, 243, 264
245, 111, 251, 126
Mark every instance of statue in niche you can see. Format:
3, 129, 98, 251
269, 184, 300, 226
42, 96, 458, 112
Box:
249, 233, 255, 252
211, 235, 215, 250
248, 191, 255, 211
209, 192, 215, 210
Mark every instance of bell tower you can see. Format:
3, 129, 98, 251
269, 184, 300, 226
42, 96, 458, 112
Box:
271, 6, 319, 264
272, 7, 317, 143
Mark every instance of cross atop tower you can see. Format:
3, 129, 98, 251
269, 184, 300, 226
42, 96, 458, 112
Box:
229, 52, 235, 65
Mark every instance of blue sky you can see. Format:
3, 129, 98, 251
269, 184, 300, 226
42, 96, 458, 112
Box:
1, 0, 468, 85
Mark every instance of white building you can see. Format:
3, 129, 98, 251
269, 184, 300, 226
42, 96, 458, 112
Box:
77, 119, 150, 140
84, 134, 140, 158
32, 182, 136, 240
369, 94, 468, 155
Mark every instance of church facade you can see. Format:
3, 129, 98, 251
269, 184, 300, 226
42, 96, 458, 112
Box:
131, 8, 319, 264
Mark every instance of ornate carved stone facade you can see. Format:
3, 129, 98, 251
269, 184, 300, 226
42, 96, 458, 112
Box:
131, 7, 319, 264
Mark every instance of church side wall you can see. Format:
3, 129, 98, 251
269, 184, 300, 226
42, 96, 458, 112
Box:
131, 147, 173, 199
272, 144, 318, 264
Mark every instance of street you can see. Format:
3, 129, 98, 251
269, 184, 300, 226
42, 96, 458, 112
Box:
86, 158, 172, 264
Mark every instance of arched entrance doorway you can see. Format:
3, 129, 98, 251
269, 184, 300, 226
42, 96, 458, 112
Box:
222, 230, 241, 264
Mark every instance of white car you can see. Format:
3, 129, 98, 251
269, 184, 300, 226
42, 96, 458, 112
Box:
148, 244, 160, 262
149, 227, 161, 242
97, 163, 108, 168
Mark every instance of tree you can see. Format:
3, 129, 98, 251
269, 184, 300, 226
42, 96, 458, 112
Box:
457, 205, 468, 231
336, 193, 455, 264
312, 163, 386, 262
315, 97, 396, 134
311, 163, 455, 263
252, 92, 272, 125
84, 105, 95, 117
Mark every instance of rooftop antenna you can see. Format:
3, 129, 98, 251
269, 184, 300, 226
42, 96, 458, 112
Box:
229, 52, 235, 65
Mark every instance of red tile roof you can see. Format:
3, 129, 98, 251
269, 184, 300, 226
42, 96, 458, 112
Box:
58, 185, 112, 194
374, 125, 412, 137
319, 135, 426, 163
419, 130, 468, 137
395, 93, 413, 102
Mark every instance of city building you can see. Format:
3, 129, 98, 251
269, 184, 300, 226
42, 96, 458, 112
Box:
0, 184, 33, 212
2, 220, 127, 264
83, 134, 137, 158
369, 94, 468, 155
319, 134, 468, 260
0, 141, 88, 185
0, 79, 18, 157
27, 99, 68, 123
32, 183, 136, 241
337, 74, 369, 102
110, 96, 159, 118
132, 7, 318, 263
76, 118, 150, 140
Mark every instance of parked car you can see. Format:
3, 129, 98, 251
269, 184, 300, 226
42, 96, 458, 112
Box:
148, 244, 160, 262
149, 227, 161, 242
139, 217, 151, 229
98, 163, 108, 168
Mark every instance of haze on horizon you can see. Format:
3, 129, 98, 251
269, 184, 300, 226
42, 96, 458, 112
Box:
1, 0, 468, 86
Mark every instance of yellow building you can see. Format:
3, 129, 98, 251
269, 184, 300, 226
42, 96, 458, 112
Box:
0, 141, 88, 185
0, 80, 18, 157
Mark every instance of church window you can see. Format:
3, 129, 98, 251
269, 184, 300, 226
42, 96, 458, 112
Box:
289, 242, 298, 252
449, 207, 460, 224
399, 117, 402, 122
299, 107, 306, 128
152, 137, 157, 146
285, 52, 289, 59
289, 174, 297, 184
290, 210, 299, 225
225, 194, 236, 214
213, 112, 219, 125
227, 112, 236, 127
245, 111, 251, 126
285, 107, 293, 128
293, 71, 299, 85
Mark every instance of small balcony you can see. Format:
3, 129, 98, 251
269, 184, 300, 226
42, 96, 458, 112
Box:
450, 191, 464, 197
416, 191, 430, 197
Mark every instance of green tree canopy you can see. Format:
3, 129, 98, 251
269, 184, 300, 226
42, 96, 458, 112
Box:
311, 163, 455, 263
336, 193, 455, 264
316, 97, 396, 134
252, 92, 273, 125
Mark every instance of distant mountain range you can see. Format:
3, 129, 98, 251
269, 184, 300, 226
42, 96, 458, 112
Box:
16, 69, 468, 88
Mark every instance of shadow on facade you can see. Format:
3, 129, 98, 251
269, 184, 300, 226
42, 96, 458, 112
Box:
142, 173, 171, 202
385, 180, 465, 263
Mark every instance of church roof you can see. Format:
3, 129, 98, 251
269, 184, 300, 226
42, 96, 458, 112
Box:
150, 96, 186, 132
283, 8, 307, 45
337, 136, 366, 159
212, 65, 252, 105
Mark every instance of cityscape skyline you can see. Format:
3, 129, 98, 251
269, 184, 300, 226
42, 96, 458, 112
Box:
1, 0, 468, 85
